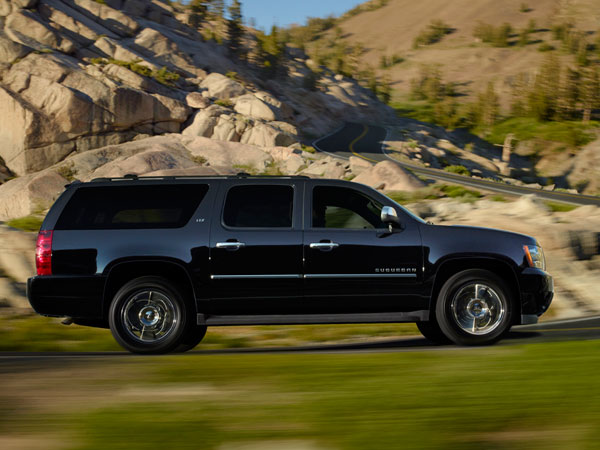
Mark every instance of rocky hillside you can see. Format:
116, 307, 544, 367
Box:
323, 0, 599, 101
0, 0, 391, 177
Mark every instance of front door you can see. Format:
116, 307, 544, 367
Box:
208, 180, 304, 314
303, 183, 424, 313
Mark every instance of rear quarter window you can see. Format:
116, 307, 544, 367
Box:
55, 184, 208, 230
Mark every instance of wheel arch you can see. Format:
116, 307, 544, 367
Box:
102, 259, 197, 321
429, 257, 522, 322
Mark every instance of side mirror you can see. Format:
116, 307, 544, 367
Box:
381, 206, 402, 232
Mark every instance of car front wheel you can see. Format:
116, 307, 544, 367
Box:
435, 269, 513, 346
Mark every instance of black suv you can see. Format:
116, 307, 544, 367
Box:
27, 175, 553, 353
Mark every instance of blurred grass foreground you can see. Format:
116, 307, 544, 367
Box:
0, 318, 599, 449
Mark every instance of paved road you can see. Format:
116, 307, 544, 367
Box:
313, 122, 600, 207
0, 317, 598, 361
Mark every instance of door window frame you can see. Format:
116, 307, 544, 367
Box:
219, 180, 303, 232
305, 182, 392, 232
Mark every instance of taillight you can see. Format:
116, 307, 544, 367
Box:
35, 230, 53, 276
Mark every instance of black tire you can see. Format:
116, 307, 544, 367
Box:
435, 269, 513, 346
176, 325, 208, 353
108, 276, 192, 354
416, 320, 452, 345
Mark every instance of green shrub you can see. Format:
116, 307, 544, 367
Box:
473, 22, 513, 47
191, 155, 207, 165
214, 99, 233, 107
7, 215, 44, 232
413, 20, 452, 48
439, 184, 481, 199
520, 3, 531, 12
152, 66, 180, 86
538, 42, 555, 52
444, 165, 471, 176
56, 163, 77, 181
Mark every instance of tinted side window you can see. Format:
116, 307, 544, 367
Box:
55, 184, 208, 230
223, 185, 293, 228
313, 186, 384, 229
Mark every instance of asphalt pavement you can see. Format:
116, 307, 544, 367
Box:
313, 122, 600, 206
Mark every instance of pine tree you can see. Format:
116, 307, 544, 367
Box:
227, 0, 244, 56
576, 39, 589, 66
188, 0, 209, 29
518, 28, 530, 47
559, 67, 580, 119
348, 43, 364, 79
478, 82, 500, 126
378, 74, 392, 105
528, 53, 561, 120
209, 0, 225, 18
494, 23, 512, 47
581, 66, 600, 122
256, 25, 287, 78
509, 73, 529, 116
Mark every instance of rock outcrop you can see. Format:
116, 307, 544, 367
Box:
354, 160, 425, 191
0, 0, 391, 176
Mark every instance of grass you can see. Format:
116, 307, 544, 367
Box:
391, 99, 437, 124
544, 201, 578, 212
3, 340, 600, 449
387, 184, 481, 204
6, 215, 43, 232
0, 314, 418, 352
475, 117, 599, 147
392, 100, 599, 150
90, 58, 180, 87
439, 184, 481, 201
214, 99, 233, 107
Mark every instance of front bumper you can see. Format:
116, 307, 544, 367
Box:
519, 267, 554, 318
27, 275, 105, 319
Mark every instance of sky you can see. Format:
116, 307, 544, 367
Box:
239, 0, 364, 30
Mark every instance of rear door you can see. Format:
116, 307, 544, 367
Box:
208, 179, 304, 314
303, 181, 424, 313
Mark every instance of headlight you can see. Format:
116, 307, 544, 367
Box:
523, 244, 545, 270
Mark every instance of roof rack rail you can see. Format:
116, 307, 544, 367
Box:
89, 174, 311, 182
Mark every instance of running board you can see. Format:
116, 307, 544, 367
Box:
197, 311, 429, 326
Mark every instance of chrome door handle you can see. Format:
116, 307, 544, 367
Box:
216, 242, 246, 250
309, 242, 339, 251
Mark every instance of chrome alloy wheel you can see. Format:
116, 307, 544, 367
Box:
450, 283, 505, 335
122, 290, 179, 343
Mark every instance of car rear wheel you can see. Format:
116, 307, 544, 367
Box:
435, 269, 513, 346
109, 276, 191, 354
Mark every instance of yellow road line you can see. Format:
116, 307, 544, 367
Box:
349, 125, 379, 163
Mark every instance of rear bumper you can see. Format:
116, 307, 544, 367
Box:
519, 268, 554, 318
27, 275, 105, 319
